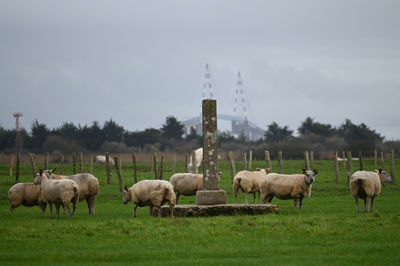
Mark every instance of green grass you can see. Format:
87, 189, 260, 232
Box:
1, 159, 400, 265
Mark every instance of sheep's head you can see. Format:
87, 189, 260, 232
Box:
257, 168, 271, 175
122, 186, 130, 205
165, 187, 176, 207
43, 168, 56, 178
33, 170, 46, 185
302, 169, 318, 185
377, 169, 393, 184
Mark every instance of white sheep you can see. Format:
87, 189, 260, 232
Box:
34, 170, 80, 218
233, 168, 270, 204
95, 155, 115, 165
8, 183, 46, 213
188, 147, 203, 173
123, 180, 176, 218
260, 169, 318, 209
44, 169, 100, 215
350, 169, 393, 212
169, 173, 203, 204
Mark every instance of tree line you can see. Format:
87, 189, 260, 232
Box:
0, 116, 398, 159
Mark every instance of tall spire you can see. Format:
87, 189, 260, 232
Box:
202, 64, 215, 100
233, 72, 247, 121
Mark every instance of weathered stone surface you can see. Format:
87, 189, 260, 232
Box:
196, 190, 226, 205
153, 204, 279, 218
202, 99, 219, 190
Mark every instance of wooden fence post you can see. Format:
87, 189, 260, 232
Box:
185, 153, 189, 173
248, 150, 253, 170
374, 149, 377, 167
380, 152, 384, 169
334, 152, 339, 184
150, 154, 154, 172
105, 152, 111, 184
153, 152, 159, 179
191, 150, 197, 174
278, 151, 283, 174
390, 149, 395, 179
304, 150, 310, 170
9, 154, 14, 177
342, 151, 346, 169
172, 153, 176, 173
346, 151, 352, 185
228, 151, 236, 184
114, 157, 123, 192
72, 152, 77, 174
16, 153, 20, 183
265, 150, 272, 171
310, 150, 314, 169
132, 152, 137, 184
358, 151, 364, 171
44, 152, 49, 170
242, 152, 247, 170
159, 155, 164, 180
78, 152, 83, 173
29, 153, 37, 178
89, 154, 93, 174
60, 154, 64, 175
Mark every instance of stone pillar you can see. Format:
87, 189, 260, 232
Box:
196, 99, 226, 205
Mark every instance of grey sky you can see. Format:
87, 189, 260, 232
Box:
1, 0, 399, 140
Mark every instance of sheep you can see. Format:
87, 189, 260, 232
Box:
350, 169, 393, 212
44, 169, 99, 215
233, 168, 270, 204
34, 170, 80, 218
123, 180, 176, 218
260, 169, 318, 209
8, 183, 46, 213
188, 147, 203, 173
95, 155, 115, 165
169, 173, 203, 204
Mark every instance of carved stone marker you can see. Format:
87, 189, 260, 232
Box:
196, 99, 227, 205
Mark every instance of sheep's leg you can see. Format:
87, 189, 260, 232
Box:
364, 198, 369, 212
299, 197, 304, 209
86, 197, 92, 215
234, 189, 238, 203
41, 204, 46, 214
253, 193, 256, 204
244, 192, 248, 204
149, 206, 154, 216
354, 197, 359, 212
56, 203, 61, 218
176, 192, 180, 205
258, 192, 261, 204
49, 203, 53, 218
9, 204, 14, 213
371, 197, 375, 212
158, 207, 162, 218
293, 198, 298, 209
133, 204, 138, 218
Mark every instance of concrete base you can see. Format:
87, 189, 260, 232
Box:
153, 204, 279, 217
196, 190, 227, 205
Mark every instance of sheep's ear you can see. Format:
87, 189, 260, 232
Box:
51, 168, 56, 173
124, 186, 128, 191
39, 169, 43, 175
302, 169, 306, 174
267, 168, 271, 172
379, 169, 382, 173
313, 169, 318, 175
256, 168, 260, 171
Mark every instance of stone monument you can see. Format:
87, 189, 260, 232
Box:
196, 99, 227, 205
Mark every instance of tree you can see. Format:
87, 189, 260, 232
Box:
264, 122, 293, 143
185, 126, 198, 141
29, 120, 50, 152
103, 119, 124, 143
298, 117, 334, 136
161, 116, 184, 140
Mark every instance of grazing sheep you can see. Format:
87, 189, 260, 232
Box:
8, 183, 46, 213
34, 170, 80, 218
169, 173, 203, 204
95, 155, 115, 165
44, 169, 99, 215
233, 168, 270, 204
260, 169, 318, 209
350, 169, 393, 212
123, 180, 176, 218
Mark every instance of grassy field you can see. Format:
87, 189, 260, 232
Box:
1, 158, 399, 265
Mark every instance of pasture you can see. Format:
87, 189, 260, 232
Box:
1, 158, 399, 265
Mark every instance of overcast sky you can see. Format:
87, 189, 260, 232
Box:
1, 1, 399, 140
